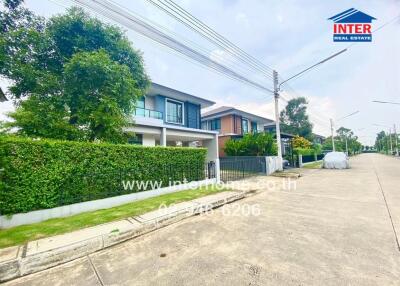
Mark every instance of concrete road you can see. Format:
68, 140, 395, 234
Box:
5, 154, 400, 285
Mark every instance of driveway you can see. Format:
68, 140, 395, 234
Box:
5, 154, 400, 285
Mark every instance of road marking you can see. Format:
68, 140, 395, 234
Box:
372, 160, 400, 252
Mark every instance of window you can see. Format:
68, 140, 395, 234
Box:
166, 99, 184, 124
242, 118, 249, 134
128, 134, 143, 145
135, 97, 145, 116
137, 97, 145, 108
251, 121, 258, 133
210, 119, 221, 131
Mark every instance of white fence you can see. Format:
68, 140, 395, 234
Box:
265, 156, 281, 175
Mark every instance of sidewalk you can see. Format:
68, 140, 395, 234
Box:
0, 188, 263, 283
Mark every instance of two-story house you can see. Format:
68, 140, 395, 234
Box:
125, 83, 219, 162
201, 106, 274, 157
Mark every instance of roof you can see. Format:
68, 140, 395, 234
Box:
0, 87, 7, 102
328, 8, 376, 23
202, 106, 274, 124
147, 83, 215, 108
313, 133, 326, 140
263, 124, 296, 138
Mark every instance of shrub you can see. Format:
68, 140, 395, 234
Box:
293, 147, 316, 156
291, 135, 312, 149
224, 132, 277, 156
0, 136, 207, 215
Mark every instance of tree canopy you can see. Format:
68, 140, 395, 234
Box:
322, 126, 363, 154
280, 97, 313, 140
0, 1, 150, 142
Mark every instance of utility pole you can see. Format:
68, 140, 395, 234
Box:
386, 130, 390, 154
271, 50, 347, 165
389, 128, 393, 155
330, 118, 335, 151
330, 111, 359, 153
344, 135, 348, 156
394, 124, 399, 156
273, 70, 283, 170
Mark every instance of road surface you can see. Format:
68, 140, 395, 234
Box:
5, 153, 400, 285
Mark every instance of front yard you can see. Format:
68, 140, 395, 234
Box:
0, 185, 227, 249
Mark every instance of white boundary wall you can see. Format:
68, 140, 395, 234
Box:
0, 178, 217, 229
265, 156, 280, 175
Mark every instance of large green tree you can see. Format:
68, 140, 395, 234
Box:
280, 97, 313, 140
0, 1, 149, 142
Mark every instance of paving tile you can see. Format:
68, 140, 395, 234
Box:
26, 219, 140, 256
136, 201, 198, 223
0, 246, 20, 263
3, 257, 100, 286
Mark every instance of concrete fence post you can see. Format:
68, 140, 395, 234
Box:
299, 154, 303, 168
215, 158, 221, 183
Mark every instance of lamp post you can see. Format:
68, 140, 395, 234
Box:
372, 101, 400, 155
330, 111, 360, 152
273, 48, 347, 168
394, 124, 399, 156
373, 124, 393, 155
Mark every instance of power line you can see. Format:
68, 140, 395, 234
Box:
146, 0, 275, 78
100, 0, 271, 82
70, 0, 274, 94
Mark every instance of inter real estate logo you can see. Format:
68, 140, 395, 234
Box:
328, 8, 376, 42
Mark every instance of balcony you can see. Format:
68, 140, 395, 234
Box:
133, 107, 163, 120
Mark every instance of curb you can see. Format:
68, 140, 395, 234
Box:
0, 190, 256, 283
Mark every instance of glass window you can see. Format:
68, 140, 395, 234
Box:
242, 118, 249, 134
201, 121, 208, 130
210, 119, 221, 131
251, 121, 258, 133
128, 134, 143, 145
135, 97, 145, 116
137, 97, 145, 108
166, 99, 183, 124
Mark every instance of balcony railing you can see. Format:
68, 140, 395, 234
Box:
133, 107, 163, 120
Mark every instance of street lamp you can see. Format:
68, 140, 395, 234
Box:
373, 124, 394, 155
372, 101, 399, 156
330, 111, 360, 152
372, 100, 400, 105
272, 48, 347, 169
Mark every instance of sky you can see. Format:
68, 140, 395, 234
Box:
1, 0, 399, 145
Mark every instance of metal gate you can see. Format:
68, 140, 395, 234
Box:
219, 156, 266, 182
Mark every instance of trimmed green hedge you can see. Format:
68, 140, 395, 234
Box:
293, 147, 321, 156
0, 136, 207, 215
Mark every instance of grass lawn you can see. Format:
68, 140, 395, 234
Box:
302, 161, 322, 169
0, 185, 228, 249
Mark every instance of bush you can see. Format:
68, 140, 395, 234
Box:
292, 135, 312, 149
0, 136, 207, 215
294, 148, 317, 156
224, 133, 277, 156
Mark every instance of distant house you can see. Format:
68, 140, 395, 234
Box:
313, 133, 326, 145
125, 82, 219, 162
0, 88, 7, 102
201, 106, 273, 157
